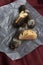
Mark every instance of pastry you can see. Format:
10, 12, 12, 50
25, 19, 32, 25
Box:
27, 19, 35, 28
13, 11, 29, 27
19, 5, 26, 13
25, 10, 33, 20
9, 38, 21, 50
16, 11, 28, 23
19, 30, 37, 40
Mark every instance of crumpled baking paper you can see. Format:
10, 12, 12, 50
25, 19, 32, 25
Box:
0, 0, 43, 60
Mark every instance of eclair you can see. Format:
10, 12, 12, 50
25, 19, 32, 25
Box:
19, 30, 37, 40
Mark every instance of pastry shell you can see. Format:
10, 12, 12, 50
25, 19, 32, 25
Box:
19, 30, 37, 40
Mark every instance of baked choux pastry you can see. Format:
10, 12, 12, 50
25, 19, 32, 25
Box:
19, 30, 37, 40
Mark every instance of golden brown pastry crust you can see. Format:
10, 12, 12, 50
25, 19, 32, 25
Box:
19, 30, 37, 40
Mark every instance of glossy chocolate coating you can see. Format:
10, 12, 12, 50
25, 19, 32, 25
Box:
19, 5, 26, 13
13, 13, 29, 28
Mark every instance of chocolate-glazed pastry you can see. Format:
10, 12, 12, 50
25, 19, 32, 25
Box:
13, 6, 36, 28
13, 11, 29, 28
9, 38, 21, 50
9, 29, 22, 50
19, 5, 26, 13
19, 5, 33, 20
27, 19, 35, 28
25, 10, 33, 20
